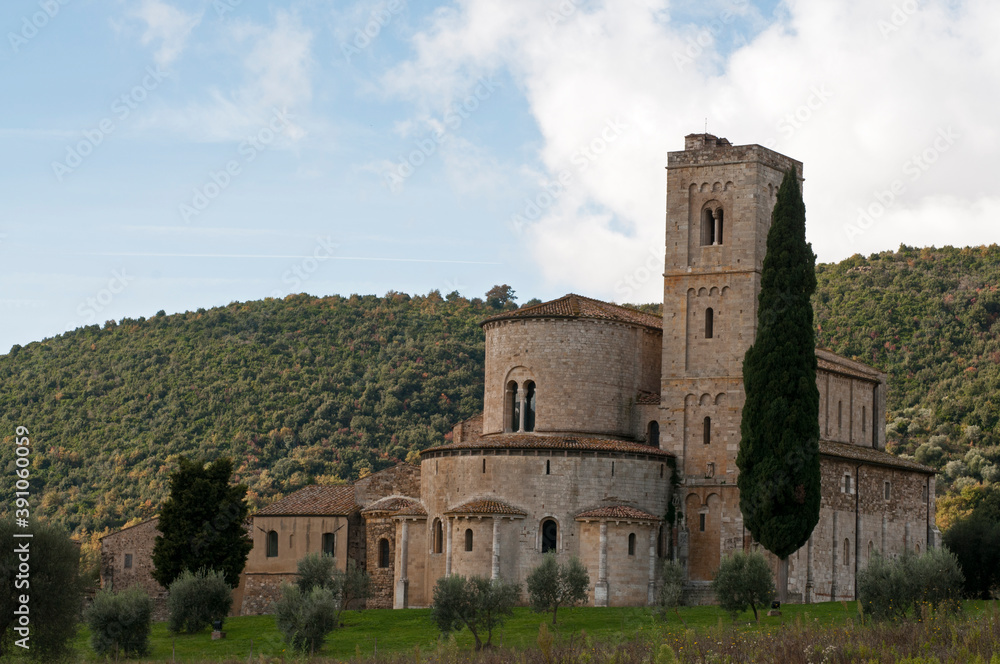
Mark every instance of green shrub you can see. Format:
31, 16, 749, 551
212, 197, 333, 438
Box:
296, 552, 338, 594
167, 569, 233, 633
274, 584, 339, 653
711, 550, 774, 621
858, 548, 964, 621
655, 559, 686, 620
526, 553, 590, 624
430, 575, 520, 650
85, 586, 153, 658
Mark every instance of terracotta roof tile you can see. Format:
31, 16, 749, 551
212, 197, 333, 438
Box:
819, 440, 934, 474
361, 496, 421, 515
445, 499, 527, 516
816, 348, 884, 381
482, 294, 662, 331
394, 502, 428, 517
256, 485, 356, 516
423, 433, 673, 458
575, 506, 660, 521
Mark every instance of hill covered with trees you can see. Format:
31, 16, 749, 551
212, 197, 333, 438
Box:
4, 245, 1000, 541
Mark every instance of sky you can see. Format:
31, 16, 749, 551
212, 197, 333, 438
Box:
1, 0, 998, 354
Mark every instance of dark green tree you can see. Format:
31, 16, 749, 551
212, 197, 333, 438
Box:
0, 519, 83, 659
485, 284, 517, 309
737, 168, 821, 588
943, 512, 1000, 599
711, 550, 775, 622
151, 457, 252, 588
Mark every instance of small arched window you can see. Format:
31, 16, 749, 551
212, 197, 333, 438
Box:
862, 406, 867, 433
868, 540, 874, 559
657, 525, 664, 558
508, 380, 520, 432
322, 532, 335, 557
524, 381, 536, 432
628, 533, 636, 556
541, 519, 558, 553
266, 530, 278, 558
464, 528, 474, 552
838, 400, 843, 429
705, 308, 714, 339
716, 209, 724, 244
703, 416, 711, 445
378, 538, 390, 568
701, 208, 714, 246
843, 539, 850, 567
433, 519, 443, 554
546, 459, 551, 475
647, 420, 660, 447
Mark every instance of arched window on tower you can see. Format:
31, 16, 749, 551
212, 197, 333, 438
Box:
524, 381, 536, 432
628, 533, 636, 556
266, 530, 278, 558
647, 420, 659, 447
716, 209, 724, 244
843, 538, 850, 567
705, 308, 714, 339
701, 208, 714, 246
465, 528, 474, 552
507, 380, 520, 432
541, 519, 558, 553
703, 416, 711, 445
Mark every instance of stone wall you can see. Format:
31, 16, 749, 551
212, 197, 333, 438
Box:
240, 573, 297, 615
365, 516, 396, 609
99, 518, 169, 620
481, 317, 662, 438
410, 447, 671, 607
355, 464, 421, 507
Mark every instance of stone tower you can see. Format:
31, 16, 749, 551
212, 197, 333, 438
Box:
659, 133, 803, 584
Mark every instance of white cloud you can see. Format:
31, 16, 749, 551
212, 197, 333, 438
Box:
136, 11, 313, 143
129, 0, 201, 67
383, 0, 1000, 302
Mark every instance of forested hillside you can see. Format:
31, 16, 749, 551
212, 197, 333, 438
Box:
3, 245, 1000, 541
813, 245, 1000, 491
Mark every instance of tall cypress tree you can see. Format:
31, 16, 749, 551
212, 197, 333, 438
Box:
152, 457, 252, 588
737, 168, 821, 565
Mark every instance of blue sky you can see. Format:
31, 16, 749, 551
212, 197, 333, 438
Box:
2, 0, 998, 353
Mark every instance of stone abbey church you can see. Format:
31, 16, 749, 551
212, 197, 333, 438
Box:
101, 133, 938, 612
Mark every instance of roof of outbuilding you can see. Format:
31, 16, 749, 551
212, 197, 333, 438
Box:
575, 506, 660, 521
422, 433, 673, 458
255, 485, 357, 516
361, 496, 422, 515
819, 440, 935, 474
815, 348, 884, 381
445, 499, 527, 517
481, 294, 663, 331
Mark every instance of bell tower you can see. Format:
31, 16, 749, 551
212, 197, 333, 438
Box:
659, 133, 802, 582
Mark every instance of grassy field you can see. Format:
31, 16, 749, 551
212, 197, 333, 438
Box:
61, 600, 903, 662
